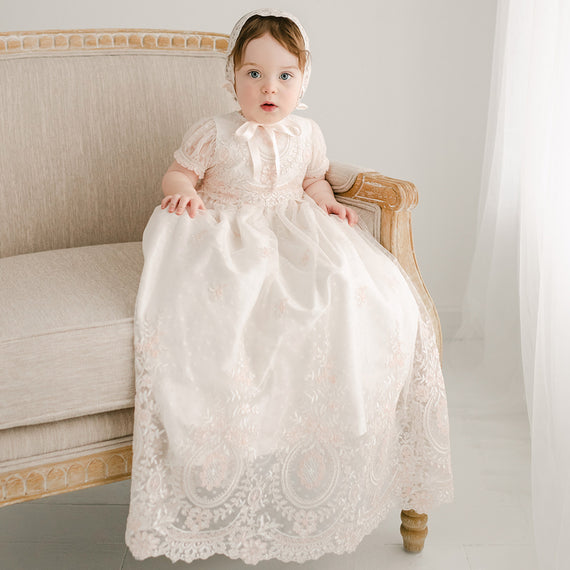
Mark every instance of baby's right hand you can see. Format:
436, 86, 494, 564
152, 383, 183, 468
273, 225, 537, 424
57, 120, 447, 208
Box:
161, 192, 207, 218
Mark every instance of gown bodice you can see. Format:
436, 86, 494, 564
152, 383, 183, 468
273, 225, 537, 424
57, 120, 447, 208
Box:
173, 111, 330, 209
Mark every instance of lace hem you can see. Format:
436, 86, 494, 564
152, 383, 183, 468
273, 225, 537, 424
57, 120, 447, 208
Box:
126, 487, 453, 565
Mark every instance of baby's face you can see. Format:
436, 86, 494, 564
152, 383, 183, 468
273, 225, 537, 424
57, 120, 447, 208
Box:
234, 33, 303, 124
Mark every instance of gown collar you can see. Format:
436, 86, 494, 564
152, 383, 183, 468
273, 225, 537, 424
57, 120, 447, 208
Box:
234, 112, 302, 182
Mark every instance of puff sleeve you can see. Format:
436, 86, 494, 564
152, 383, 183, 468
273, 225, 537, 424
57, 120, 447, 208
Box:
305, 119, 330, 179
173, 117, 217, 179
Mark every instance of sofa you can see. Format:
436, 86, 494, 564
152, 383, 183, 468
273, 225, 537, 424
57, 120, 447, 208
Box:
0, 27, 441, 553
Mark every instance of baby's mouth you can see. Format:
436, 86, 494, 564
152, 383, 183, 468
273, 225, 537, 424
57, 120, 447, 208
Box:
261, 102, 277, 111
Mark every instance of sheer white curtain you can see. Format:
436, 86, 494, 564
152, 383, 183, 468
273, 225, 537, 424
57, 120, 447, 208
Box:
457, 0, 570, 568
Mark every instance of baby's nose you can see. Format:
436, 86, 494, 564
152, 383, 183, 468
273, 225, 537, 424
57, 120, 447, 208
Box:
262, 79, 277, 94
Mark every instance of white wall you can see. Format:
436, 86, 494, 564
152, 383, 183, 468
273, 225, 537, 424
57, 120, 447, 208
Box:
0, 0, 497, 338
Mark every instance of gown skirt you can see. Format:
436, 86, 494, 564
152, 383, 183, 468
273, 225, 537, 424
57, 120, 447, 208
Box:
125, 191, 454, 565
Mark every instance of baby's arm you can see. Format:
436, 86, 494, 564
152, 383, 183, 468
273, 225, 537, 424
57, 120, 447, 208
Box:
161, 161, 206, 218
303, 175, 359, 226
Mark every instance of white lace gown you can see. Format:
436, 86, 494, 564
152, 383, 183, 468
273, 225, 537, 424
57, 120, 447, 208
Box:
125, 110, 454, 565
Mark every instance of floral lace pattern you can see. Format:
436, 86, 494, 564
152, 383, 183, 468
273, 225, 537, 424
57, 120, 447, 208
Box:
125, 112, 453, 565
127, 305, 452, 565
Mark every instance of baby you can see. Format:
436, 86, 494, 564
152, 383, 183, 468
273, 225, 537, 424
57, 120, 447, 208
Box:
126, 9, 453, 567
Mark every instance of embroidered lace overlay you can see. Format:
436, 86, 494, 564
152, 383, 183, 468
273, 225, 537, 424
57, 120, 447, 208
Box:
125, 111, 453, 565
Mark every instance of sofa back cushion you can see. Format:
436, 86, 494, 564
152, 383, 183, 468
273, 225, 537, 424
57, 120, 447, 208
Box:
0, 31, 236, 258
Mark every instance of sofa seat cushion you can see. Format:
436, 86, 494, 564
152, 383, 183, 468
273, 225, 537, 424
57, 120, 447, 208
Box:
0, 242, 143, 430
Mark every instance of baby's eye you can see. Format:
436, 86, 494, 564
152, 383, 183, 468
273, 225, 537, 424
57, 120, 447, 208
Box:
248, 70, 261, 79
279, 72, 292, 81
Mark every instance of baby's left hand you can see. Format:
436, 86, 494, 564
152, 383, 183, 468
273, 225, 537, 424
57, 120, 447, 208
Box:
318, 199, 359, 226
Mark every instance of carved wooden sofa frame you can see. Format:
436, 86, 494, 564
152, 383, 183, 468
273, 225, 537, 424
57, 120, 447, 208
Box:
0, 29, 441, 555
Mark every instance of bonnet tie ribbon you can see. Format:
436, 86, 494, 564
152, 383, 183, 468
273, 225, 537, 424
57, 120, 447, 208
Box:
235, 120, 302, 182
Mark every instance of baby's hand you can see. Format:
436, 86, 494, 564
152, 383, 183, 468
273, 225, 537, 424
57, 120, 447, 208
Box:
317, 199, 359, 226
161, 192, 207, 218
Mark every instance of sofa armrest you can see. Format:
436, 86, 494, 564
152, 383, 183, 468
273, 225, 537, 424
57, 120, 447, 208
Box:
327, 162, 442, 358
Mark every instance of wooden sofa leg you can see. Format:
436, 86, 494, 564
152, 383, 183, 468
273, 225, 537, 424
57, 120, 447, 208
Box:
400, 509, 428, 553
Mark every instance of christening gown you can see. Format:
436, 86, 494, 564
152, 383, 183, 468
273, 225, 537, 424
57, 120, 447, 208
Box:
125, 110, 454, 565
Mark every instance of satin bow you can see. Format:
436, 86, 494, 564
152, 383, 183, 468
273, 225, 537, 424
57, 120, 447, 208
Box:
235, 119, 302, 183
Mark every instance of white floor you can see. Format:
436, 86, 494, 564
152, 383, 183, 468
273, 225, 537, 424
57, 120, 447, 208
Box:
0, 340, 539, 569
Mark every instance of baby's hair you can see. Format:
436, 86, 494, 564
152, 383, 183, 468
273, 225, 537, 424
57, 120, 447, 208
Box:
231, 15, 308, 73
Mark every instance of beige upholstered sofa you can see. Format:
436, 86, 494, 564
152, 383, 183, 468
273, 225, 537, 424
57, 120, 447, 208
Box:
0, 28, 442, 553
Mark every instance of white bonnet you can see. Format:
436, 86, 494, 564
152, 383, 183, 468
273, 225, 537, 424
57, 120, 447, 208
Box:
224, 9, 311, 110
